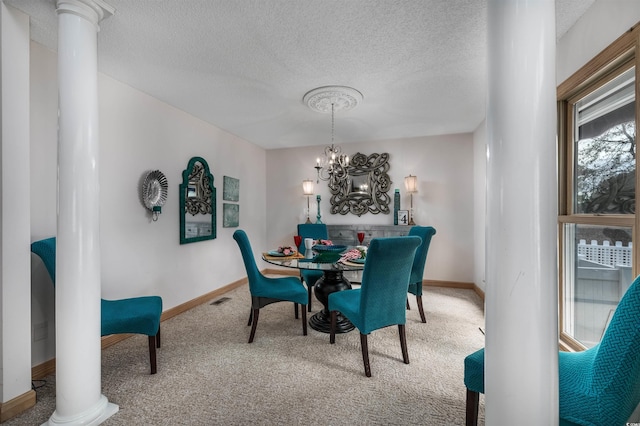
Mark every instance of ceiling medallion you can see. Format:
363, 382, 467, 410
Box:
303, 86, 363, 114
304, 86, 363, 186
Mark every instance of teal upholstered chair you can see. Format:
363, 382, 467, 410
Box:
31, 237, 163, 374
328, 236, 421, 377
297, 223, 328, 312
406, 226, 436, 323
464, 274, 640, 426
233, 230, 308, 343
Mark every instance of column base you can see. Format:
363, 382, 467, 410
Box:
44, 395, 118, 426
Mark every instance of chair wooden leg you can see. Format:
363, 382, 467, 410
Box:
156, 325, 161, 348
247, 309, 253, 326
248, 309, 259, 343
329, 311, 337, 344
406, 298, 410, 310
294, 303, 299, 319
398, 324, 409, 364
360, 333, 371, 377
416, 296, 426, 323
301, 304, 307, 336
466, 388, 479, 426
148, 335, 157, 374
308, 286, 313, 312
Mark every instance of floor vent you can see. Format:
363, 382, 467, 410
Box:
210, 297, 231, 306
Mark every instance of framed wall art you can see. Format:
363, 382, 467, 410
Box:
223, 176, 239, 202
223, 203, 239, 228
328, 152, 392, 216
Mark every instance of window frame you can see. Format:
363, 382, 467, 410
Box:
557, 24, 640, 351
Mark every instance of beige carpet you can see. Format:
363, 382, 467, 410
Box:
9, 283, 485, 425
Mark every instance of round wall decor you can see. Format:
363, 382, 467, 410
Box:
141, 170, 168, 221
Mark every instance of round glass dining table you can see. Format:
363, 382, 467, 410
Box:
261, 252, 364, 333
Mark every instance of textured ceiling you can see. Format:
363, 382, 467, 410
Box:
7, 0, 595, 149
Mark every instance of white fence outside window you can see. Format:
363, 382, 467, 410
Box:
577, 239, 632, 267
573, 239, 633, 347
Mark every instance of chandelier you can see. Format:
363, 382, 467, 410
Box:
303, 86, 363, 184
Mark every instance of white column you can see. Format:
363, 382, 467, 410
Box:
485, 1, 559, 425
48, 0, 117, 424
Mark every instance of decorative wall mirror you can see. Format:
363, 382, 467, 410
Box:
329, 152, 392, 216
180, 156, 216, 244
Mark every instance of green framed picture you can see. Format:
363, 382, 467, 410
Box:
223, 203, 239, 227
223, 176, 239, 202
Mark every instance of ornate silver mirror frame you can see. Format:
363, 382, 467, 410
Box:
329, 152, 392, 216
180, 156, 216, 244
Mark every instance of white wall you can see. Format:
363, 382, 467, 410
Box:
557, 0, 640, 84
1, 2, 33, 402
266, 134, 475, 284
473, 120, 487, 293
29, 41, 59, 367
29, 41, 268, 365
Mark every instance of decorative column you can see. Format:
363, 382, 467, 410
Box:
485, 1, 559, 425
50, 0, 117, 424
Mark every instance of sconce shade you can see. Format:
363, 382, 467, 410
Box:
405, 175, 418, 193
302, 179, 315, 195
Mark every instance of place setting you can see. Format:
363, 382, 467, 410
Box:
339, 246, 367, 266
263, 245, 301, 260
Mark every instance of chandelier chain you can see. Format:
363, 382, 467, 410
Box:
331, 103, 335, 145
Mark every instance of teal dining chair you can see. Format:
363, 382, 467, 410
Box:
406, 226, 436, 323
464, 273, 640, 426
233, 230, 308, 343
328, 236, 421, 377
30, 237, 163, 374
297, 223, 328, 311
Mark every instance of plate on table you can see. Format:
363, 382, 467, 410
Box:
312, 244, 347, 254
267, 250, 293, 257
349, 258, 366, 264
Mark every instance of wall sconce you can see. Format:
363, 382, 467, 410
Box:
141, 170, 168, 222
302, 179, 315, 223
404, 174, 417, 226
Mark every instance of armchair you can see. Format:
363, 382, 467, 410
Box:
328, 236, 421, 377
297, 223, 328, 311
406, 226, 436, 323
464, 274, 640, 425
233, 230, 308, 343
31, 237, 163, 374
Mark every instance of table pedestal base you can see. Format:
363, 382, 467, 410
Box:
309, 270, 354, 334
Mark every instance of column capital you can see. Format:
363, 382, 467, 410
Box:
56, 0, 115, 26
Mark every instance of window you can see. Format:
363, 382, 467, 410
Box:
557, 26, 639, 350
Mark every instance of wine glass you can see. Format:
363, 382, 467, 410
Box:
357, 232, 365, 245
294, 235, 302, 250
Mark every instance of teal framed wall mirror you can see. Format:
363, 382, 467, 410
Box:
180, 156, 216, 244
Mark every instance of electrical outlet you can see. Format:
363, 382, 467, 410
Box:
32, 322, 48, 342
